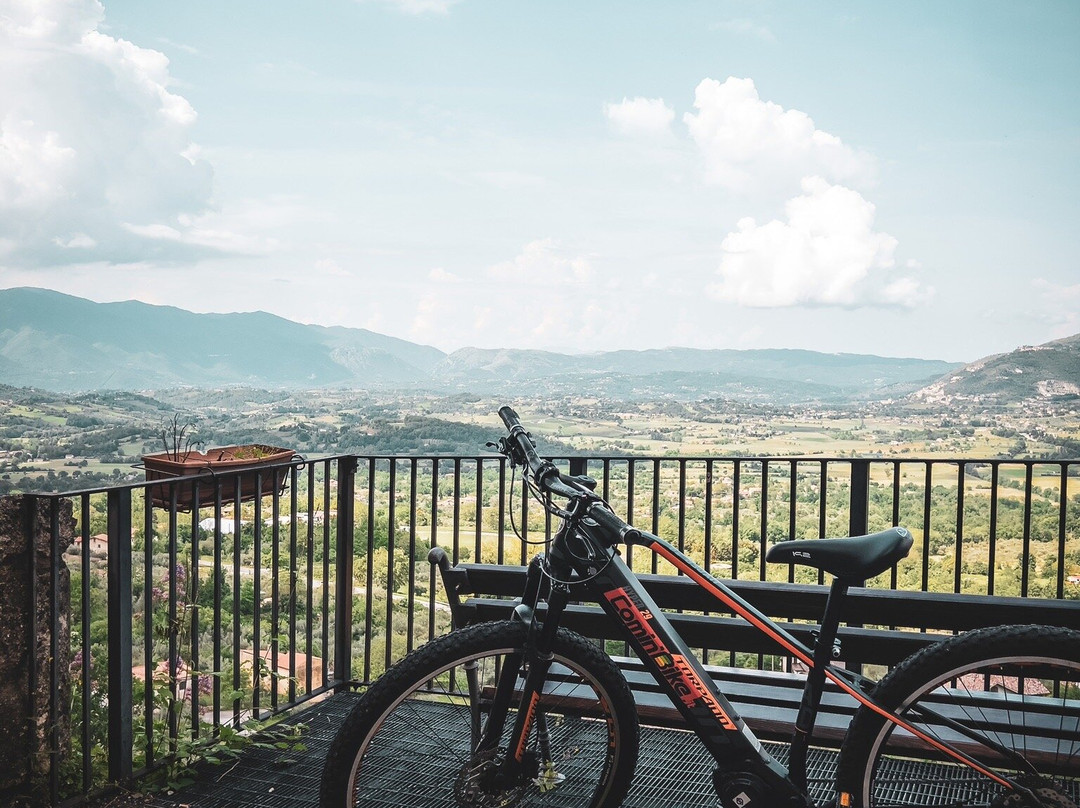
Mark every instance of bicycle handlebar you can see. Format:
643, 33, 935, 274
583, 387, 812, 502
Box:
585, 498, 641, 542
498, 405, 545, 475
498, 405, 640, 543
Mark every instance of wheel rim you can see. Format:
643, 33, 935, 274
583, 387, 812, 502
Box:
861, 654, 1080, 807
345, 646, 623, 807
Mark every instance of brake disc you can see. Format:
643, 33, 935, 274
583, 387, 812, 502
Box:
453, 749, 528, 808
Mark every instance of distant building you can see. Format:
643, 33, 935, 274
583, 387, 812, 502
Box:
73, 533, 109, 555
958, 672, 1049, 696
198, 517, 248, 534
132, 658, 191, 702
239, 648, 324, 697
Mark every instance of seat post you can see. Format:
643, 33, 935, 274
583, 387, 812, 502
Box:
788, 576, 849, 791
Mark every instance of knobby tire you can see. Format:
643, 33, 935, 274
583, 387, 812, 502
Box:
836, 624, 1080, 807
320, 620, 639, 808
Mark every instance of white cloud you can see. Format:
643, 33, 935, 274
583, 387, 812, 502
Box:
314, 258, 349, 278
0, 120, 76, 207
879, 277, 925, 308
474, 170, 547, 190
122, 212, 279, 254
604, 97, 676, 137
710, 176, 927, 308
410, 292, 448, 343
357, 0, 459, 15
54, 233, 96, 249
680, 78, 924, 311
428, 267, 459, 282
487, 239, 592, 285
490, 240, 597, 345
0, 0, 102, 41
712, 19, 777, 42
1033, 279, 1080, 337
157, 37, 201, 57
397, 240, 615, 349
122, 223, 184, 242
684, 77, 875, 193
0, 0, 221, 266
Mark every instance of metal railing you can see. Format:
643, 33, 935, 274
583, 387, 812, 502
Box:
4, 452, 1077, 805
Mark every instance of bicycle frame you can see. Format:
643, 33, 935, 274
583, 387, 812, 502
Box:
490, 515, 1034, 808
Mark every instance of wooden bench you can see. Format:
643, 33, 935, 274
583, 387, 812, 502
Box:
432, 555, 1079, 746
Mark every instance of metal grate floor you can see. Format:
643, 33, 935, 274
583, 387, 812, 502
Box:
146, 693, 803, 808
147, 692, 1077, 808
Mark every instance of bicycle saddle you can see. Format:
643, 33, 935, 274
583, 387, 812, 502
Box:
765, 527, 913, 581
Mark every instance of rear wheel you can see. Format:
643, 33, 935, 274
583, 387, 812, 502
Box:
837, 625, 1080, 807
320, 620, 639, 808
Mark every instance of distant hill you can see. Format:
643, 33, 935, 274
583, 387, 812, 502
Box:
433, 346, 959, 401
0, 287, 970, 402
0, 287, 444, 391
912, 334, 1080, 406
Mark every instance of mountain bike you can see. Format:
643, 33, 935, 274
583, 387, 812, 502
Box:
320, 406, 1080, 807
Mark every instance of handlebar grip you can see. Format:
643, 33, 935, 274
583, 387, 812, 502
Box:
587, 501, 640, 543
499, 405, 550, 481
498, 405, 522, 430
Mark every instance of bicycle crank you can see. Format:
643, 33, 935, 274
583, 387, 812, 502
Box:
714, 771, 767, 808
713, 769, 810, 808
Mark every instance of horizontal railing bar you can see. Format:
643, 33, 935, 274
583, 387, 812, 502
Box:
26, 454, 1079, 501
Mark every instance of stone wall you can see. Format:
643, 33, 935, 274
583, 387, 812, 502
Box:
0, 495, 73, 800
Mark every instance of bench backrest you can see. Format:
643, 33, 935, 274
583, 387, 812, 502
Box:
450, 563, 1079, 668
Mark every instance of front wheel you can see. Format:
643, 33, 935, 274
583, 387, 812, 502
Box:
320, 620, 639, 808
836, 624, 1080, 807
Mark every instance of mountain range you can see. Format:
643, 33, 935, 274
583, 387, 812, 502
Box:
1, 287, 1076, 406
911, 333, 1080, 406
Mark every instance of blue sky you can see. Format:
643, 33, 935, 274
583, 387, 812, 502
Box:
1, 0, 1077, 361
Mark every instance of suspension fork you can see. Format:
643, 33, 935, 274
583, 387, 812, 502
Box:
470, 552, 574, 786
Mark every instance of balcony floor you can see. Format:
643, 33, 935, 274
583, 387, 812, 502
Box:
146, 692, 1079, 808
145, 692, 836, 807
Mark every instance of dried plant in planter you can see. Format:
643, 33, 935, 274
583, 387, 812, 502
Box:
159, 413, 202, 461
142, 417, 297, 510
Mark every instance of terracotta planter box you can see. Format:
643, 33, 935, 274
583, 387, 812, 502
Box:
142, 444, 299, 511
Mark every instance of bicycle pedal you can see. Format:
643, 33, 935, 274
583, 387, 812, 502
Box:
534, 761, 565, 793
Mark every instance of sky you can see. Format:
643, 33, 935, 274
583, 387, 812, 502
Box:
1, 0, 1078, 362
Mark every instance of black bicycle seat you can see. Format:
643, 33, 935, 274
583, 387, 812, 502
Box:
765, 527, 913, 581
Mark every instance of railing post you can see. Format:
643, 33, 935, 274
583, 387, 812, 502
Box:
848, 460, 871, 539
847, 460, 871, 677
106, 488, 133, 784
334, 457, 357, 689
